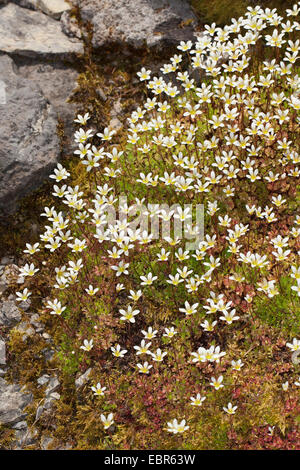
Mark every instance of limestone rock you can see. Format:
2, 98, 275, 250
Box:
0, 337, 6, 365
41, 435, 54, 450
75, 367, 92, 388
12, 0, 37, 10
14, 0, 71, 19
37, 0, 71, 19
0, 3, 83, 59
0, 55, 60, 212
45, 377, 60, 396
15, 426, 38, 447
0, 300, 21, 327
73, 0, 197, 51
17, 59, 78, 144
14, 321, 35, 340
0, 377, 33, 425
37, 374, 51, 387
60, 10, 82, 39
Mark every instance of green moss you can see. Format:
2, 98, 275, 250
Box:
254, 276, 300, 335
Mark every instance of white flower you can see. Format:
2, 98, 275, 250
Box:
231, 359, 244, 371
286, 338, 300, 351
190, 394, 206, 407
150, 348, 167, 362
19, 263, 39, 278
141, 327, 158, 339
282, 381, 289, 391
163, 327, 177, 338
166, 419, 189, 434
111, 344, 127, 358
119, 305, 140, 323
134, 340, 152, 355
140, 272, 158, 286
210, 376, 224, 390
16, 288, 32, 302
223, 402, 237, 415
91, 383, 106, 397
80, 339, 94, 352
137, 362, 153, 374
100, 413, 114, 430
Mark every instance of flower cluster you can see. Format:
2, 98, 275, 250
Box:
16, 3, 299, 440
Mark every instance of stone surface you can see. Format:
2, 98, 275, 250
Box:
0, 256, 14, 265
0, 3, 83, 59
12, 0, 37, 9
0, 300, 21, 327
17, 59, 78, 143
75, 367, 92, 388
15, 426, 38, 447
37, 374, 50, 386
12, 420, 27, 430
18, 300, 31, 312
45, 377, 60, 396
29, 313, 44, 332
42, 348, 55, 361
40, 435, 54, 450
14, 321, 35, 340
38, 0, 71, 19
14, 0, 71, 19
0, 55, 60, 212
0, 337, 6, 365
73, 0, 197, 50
0, 377, 33, 425
60, 10, 81, 39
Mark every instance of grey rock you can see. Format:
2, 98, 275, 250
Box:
75, 367, 92, 388
12, 420, 28, 430
111, 99, 123, 118
14, 0, 72, 20
0, 368, 6, 377
109, 117, 123, 133
0, 4, 83, 59
61, 10, 82, 39
43, 348, 55, 361
37, 374, 50, 386
29, 312, 42, 323
35, 405, 44, 421
0, 377, 33, 425
14, 322, 35, 340
12, 1, 37, 10
15, 426, 38, 447
37, 0, 71, 19
76, 0, 197, 51
17, 60, 78, 144
45, 377, 60, 396
0, 300, 21, 327
18, 299, 31, 312
2, 263, 22, 283
0, 55, 60, 212
0, 337, 6, 365
41, 435, 54, 450
0, 256, 14, 265
43, 394, 59, 409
